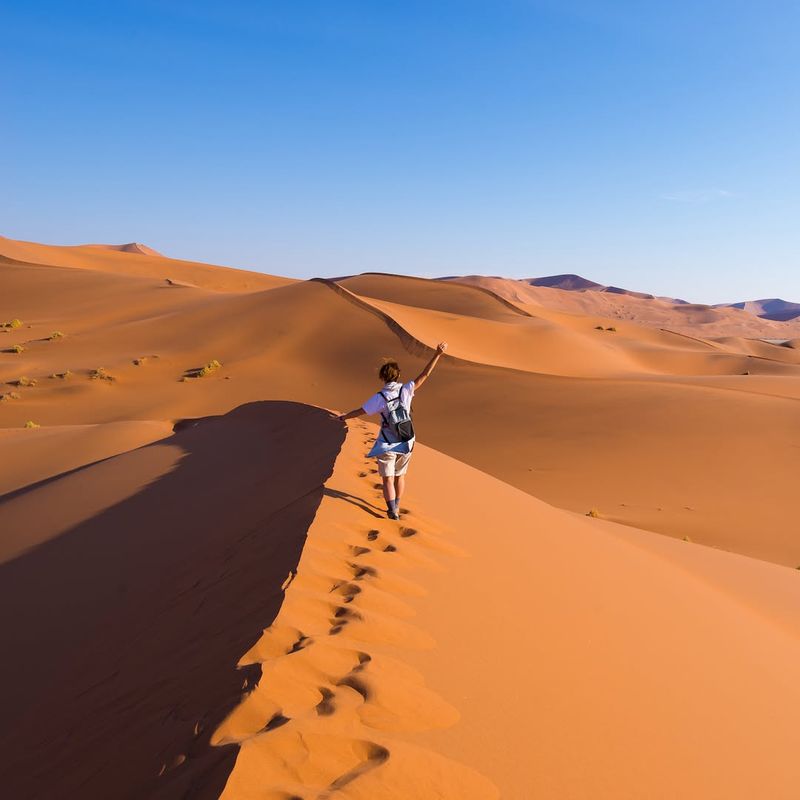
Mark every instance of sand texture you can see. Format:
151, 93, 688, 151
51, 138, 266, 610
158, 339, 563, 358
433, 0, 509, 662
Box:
1, 235, 799, 797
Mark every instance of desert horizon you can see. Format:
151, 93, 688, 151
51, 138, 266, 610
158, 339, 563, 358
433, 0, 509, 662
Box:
5, 1, 799, 796
2, 232, 799, 798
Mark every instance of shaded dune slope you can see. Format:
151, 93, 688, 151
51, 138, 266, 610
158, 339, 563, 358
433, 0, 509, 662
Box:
0, 402, 344, 800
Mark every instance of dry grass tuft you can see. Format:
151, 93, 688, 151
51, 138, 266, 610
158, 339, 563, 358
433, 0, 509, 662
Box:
90, 368, 115, 382
49, 331, 65, 340
586, 509, 600, 518
2, 319, 23, 329
0, 391, 21, 402
50, 370, 72, 380
13, 376, 37, 388
24, 420, 40, 429
8, 344, 25, 354
184, 359, 222, 379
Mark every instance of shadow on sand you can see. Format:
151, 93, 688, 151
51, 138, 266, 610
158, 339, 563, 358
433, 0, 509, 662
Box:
0, 401, 345, 800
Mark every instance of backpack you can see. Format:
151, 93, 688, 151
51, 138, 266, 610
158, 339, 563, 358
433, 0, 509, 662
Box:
379, 389, 415, 443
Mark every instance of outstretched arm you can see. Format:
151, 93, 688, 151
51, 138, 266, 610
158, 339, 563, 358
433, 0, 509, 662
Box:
414, 342, 448, 390
336, 407, 367, 422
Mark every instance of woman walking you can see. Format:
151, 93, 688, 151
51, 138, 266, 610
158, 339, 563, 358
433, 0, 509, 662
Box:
337, 342, 448, 519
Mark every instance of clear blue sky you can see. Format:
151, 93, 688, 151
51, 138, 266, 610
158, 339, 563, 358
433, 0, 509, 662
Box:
3, 0, 799, 302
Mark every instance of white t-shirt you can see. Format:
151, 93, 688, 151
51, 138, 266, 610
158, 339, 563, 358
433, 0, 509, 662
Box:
362, 380, 415, 455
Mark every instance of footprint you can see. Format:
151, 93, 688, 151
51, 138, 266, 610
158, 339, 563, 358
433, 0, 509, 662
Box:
315, 687, 336, 717
287, 633, 311, 654
383, 544, 397, 553
349, 562, 378, 581
331, 582, 362, 603
350, 545, 371, 557
324, 742, 390, 794
367, 530, 379, 541
400, 527, 418, 538
260, 713, 290, 733
337, 674, 369, 701
358, 471, 368, 477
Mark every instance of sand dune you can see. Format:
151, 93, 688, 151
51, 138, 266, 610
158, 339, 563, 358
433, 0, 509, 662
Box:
0, 235, 291, 292
2, 238, 799, 797
0, 402, 343, 800
447, 274, 800, 338
83, 242, 165, 256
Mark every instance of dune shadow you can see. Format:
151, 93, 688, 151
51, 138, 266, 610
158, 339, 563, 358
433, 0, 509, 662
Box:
0, 401, 344, 800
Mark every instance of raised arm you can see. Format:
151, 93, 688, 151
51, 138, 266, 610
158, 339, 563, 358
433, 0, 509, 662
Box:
414, 342, 448, 390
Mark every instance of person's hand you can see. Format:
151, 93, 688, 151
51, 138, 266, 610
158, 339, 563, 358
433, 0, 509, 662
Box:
436, 341, 448, 354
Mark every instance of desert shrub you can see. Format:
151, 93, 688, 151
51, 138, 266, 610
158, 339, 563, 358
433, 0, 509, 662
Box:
682, 535, 692, 542
50, 370, 72, 380
198, 359, 222, 377
90, 368, 115, 382
24, 420, 40, 429
9, 344, 25, 354
0, 391, 21, 402
49, 331, 64, 340
586, 509, 600, 518
2, 319, 23, 329
14, 376, 37, 387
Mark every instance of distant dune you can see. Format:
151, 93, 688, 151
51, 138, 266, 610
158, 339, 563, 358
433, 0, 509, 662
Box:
715, 297, 800, 321
83, 242, 165, 256
2, 238, 799, 798
444, 274, 800, 338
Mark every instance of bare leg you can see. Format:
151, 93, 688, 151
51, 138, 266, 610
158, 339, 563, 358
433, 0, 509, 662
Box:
382, 476, 396, 507
393, 474, 405, 507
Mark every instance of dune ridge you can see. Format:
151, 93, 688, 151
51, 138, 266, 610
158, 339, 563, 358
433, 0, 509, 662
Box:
216, 417, 497, 799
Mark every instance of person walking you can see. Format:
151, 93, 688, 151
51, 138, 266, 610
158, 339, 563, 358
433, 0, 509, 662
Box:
337, 342, 448, 519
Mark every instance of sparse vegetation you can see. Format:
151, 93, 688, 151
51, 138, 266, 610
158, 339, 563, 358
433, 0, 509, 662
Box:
199, 359, 222, 377
2, 319, 23, 329
0, 391, 21, 402
50, 370, 72, 380
586, 509, 600, 518
90, 367, 115, 382
184, 359, 222, 379
682, 535, 692, 542
24, 420, 40, 429
13, 376, 37, 387
9, 344, 25, 354
49, 331, 64, 340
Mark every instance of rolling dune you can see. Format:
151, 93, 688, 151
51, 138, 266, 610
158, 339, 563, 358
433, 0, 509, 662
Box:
1, 238, 799, 797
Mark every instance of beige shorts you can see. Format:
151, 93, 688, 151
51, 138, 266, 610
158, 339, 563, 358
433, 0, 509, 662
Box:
376, 450, 413, 477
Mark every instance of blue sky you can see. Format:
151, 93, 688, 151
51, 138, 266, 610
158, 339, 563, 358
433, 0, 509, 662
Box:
3, 0, 799, 302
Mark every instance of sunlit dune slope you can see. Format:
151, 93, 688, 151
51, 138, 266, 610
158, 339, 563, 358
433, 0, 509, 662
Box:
342, 275, 800, 378
83, 242, 165, 256
447, 274, 800, 338
0, 419, 172, 497
0, 234, 292, 292
217, 421, 800, 799
2, 261, 798, 565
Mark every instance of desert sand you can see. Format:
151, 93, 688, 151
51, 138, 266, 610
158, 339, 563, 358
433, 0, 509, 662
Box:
1, 235, 799, 798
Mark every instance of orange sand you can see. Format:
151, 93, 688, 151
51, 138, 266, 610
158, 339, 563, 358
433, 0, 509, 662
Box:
1, 234, 799, 797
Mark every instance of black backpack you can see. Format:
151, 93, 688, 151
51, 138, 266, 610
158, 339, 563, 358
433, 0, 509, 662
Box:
379, 390, 415, 443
